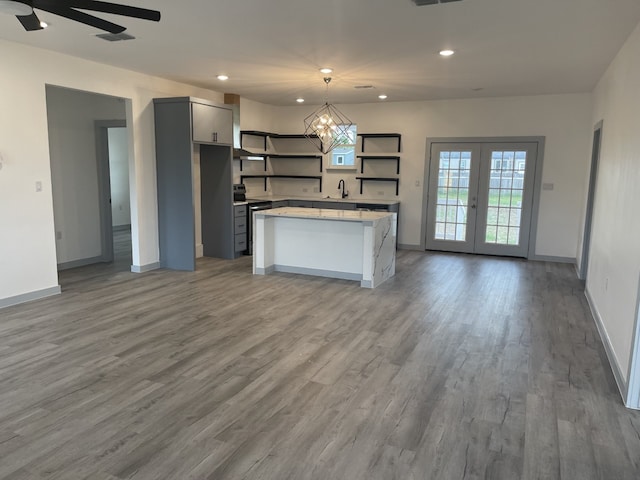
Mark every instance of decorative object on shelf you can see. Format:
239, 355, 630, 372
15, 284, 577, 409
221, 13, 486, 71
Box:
303, 77, 353, 155
1, 0, 161, 33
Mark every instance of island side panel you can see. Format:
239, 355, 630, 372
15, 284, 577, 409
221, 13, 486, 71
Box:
374, 214, 396, 286
253, 214, 275, 274
272, 217, 364, 280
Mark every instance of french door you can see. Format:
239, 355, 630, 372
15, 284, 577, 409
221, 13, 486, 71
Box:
425, 142, 538, 258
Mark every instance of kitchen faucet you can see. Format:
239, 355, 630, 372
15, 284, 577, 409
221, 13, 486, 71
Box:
338, 179, 348, 198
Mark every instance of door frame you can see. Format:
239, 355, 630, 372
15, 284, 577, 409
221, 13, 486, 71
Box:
579, 121, 603, 280
421, 136, 546, 259
95, 120, 127, 263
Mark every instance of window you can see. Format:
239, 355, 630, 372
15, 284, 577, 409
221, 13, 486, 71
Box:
330, 125, 357, 168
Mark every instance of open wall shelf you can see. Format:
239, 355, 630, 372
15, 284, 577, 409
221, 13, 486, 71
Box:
239, 130, 271, 150
241, 174, 323, 192
357, 133, 402, 152
239, 131, 324, 190
268, 154, 323, 172
355, 177, 399, 196
357, 156, 400, 174
240, 130, 323, 151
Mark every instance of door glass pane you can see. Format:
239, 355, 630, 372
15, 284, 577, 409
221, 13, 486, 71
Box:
435, 151, 471, 241
485, 150, 526, 245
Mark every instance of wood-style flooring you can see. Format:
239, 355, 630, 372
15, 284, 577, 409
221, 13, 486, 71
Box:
1, 249, 639, 479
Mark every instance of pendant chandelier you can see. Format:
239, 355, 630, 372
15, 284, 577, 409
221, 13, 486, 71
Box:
303, 77, 353, 154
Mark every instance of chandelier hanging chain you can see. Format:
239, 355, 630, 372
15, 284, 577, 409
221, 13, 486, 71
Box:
324, 77, 331, 104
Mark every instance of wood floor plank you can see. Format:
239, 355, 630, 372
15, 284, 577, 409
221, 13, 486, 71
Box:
0, 246, 639, 479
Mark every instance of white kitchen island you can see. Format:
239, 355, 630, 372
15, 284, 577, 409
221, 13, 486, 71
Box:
253, 207, 396, 288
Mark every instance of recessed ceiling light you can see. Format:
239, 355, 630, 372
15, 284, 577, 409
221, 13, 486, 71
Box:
296, 98, 305, 103
378, 94, 388, 100
439, 49, 455, 57
319, 68, 333, 74
40, 21, 48, 28
216, 75, 229, 81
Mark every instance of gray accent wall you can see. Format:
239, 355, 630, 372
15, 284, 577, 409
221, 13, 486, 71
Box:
154, 100, 196, 270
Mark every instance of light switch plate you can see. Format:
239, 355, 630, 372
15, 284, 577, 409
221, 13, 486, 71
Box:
542, 183, 554, 191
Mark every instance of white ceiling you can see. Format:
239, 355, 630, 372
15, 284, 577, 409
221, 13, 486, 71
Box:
1, 0, 640, 106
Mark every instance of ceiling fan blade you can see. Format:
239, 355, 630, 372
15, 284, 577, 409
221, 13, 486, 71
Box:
17, 12, 44, 31
36, 0, 160, 22
36, 5, 126, 33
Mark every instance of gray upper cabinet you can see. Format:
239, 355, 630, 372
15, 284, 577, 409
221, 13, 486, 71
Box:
192, 101, 233, 145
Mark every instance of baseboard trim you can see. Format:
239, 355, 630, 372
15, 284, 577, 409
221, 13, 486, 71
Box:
274, 265, 362, 281
57, 256, 104, 271
131, 262, 160, 273
258, 264, 362, 282
398, 244, 423, 251
529, 255, 576, 264
585, 287, 629, 403
255, 265, 275, 275
0, 285, 61, 309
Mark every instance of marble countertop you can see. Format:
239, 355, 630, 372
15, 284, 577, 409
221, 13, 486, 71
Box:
255, 207, 394, 222
248, 195, 399, 206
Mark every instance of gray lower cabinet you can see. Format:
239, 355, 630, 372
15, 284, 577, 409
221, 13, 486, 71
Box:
312, 201, 356, 210
234, 205, 248, 255
154, 97, 234, 271
288, 200, 313, 207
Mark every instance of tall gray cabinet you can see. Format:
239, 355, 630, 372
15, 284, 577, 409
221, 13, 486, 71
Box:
153, 97, 234, 271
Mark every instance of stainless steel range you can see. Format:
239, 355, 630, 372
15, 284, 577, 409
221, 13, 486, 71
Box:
246, 199, 273, 254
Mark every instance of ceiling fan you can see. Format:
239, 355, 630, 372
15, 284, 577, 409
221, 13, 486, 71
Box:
0, 0, 161, 33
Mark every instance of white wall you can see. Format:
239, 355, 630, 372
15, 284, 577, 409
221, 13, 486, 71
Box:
586, 21, 640, 381
236, 95, 593, 256
0, 38, 223, 303
108, 127, 131, 228
46, 86, 126, 264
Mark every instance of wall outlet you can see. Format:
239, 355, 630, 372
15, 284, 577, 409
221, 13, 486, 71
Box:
302, 188, 308, 193
605, 277, 609, 291
35, 181, 42, 192
313, 187, 319, 193
415, 180, 420, 187
377, 191, 384, 196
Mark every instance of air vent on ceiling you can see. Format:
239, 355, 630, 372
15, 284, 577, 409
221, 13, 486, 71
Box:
412, 0, 463, 5
95, 32, 136, 42
354, 85, 374, 89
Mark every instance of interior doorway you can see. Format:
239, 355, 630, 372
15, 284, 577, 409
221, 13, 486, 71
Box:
46, 86, 131, 273
425, 140, 541, 258
96, 121, 132, 268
